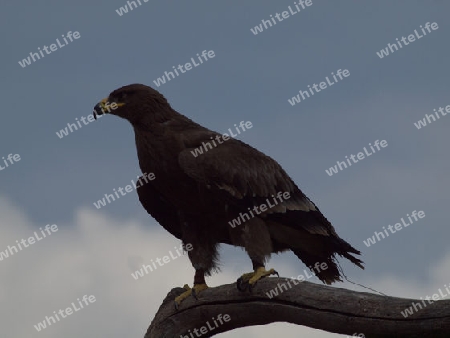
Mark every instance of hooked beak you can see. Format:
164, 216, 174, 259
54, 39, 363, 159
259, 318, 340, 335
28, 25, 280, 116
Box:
93, 98, 125, 120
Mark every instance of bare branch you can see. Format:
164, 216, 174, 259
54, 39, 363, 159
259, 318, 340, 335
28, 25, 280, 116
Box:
145, 278, 450, 338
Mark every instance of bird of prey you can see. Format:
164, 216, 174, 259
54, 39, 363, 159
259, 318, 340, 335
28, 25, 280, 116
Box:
93, 84, 363, 307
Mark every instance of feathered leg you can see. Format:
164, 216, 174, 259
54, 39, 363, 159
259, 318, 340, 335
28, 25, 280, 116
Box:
234, 218, 279, 291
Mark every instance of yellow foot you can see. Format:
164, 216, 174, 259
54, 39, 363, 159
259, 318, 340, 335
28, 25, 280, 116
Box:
174, 283, 208, 309
237, 267, 279, 291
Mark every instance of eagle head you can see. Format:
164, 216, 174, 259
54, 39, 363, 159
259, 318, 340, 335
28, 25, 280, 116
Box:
93, 83, 171, 124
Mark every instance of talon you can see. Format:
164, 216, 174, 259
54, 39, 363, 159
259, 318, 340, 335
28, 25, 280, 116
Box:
237, 277, 249, 291
238, 267, 279, 291
174, 283, 208, 309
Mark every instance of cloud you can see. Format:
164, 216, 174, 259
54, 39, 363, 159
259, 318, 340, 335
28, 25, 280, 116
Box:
0, 195, 448, 337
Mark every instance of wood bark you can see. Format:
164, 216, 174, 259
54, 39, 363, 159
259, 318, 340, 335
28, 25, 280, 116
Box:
145, 278, 450, 338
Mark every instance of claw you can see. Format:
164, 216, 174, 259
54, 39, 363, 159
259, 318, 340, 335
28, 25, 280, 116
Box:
237, 277, 249, 291
174, 283, 208, 309
237, 267, 279, 292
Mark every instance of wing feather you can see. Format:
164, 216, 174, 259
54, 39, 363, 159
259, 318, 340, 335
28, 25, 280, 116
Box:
177, 135, 339, 235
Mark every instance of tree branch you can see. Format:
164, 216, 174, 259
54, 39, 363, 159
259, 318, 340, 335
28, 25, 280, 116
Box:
145, 278, 450, 338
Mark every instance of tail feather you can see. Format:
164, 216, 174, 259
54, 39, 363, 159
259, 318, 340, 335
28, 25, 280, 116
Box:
292, 250, 342, 284
291, 235, 364, 284
334, 237, 364, 269
266, 206, 364, 282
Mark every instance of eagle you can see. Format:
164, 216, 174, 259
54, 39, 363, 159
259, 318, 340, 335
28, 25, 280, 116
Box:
93, 84, 363, 307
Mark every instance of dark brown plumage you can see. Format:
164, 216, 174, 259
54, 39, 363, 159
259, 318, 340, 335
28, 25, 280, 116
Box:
93, 83, 363, 292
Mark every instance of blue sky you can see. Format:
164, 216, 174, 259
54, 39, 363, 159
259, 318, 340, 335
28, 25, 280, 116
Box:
1, 1, 450, 337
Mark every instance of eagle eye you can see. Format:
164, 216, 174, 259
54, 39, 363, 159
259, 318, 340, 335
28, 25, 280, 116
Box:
110, 92, 128, 103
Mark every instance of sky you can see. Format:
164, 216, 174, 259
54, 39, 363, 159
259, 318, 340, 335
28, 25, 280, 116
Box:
1, 0, 450, 337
